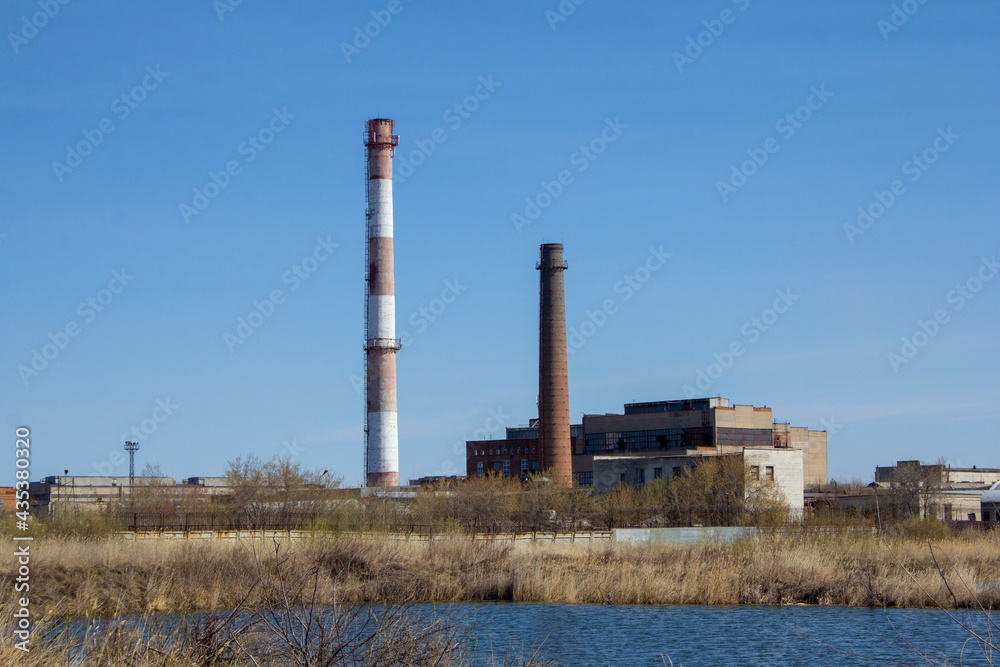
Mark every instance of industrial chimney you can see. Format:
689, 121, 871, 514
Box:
537, 243, 572, 486
364, 118, 400, 487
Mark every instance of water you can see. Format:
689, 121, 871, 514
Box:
63, 604, 998, 666
452, 603, 998, 666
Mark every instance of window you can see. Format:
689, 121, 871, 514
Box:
969, 513, 977, 522
653, 467, 663, 479
521, 459, 530, 475
620, 473, 628, 484
502, 461, 511, 477
750, 466, 760, 481
585, 428, 686, 453
635, 468, 645, 484
944, 505, 953, 521
765, 466, 774, 481
476, 462, 484, 477
530, 459, 539, 471
575, 471, 593, 487
673, 467, 682, 478
493, 461, 502, 473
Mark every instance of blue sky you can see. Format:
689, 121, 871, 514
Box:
2, 1, 998, 486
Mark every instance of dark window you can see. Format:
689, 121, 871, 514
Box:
635, 469, 645, 484
476, 462, 484, 477
765, 466, 774, 481
574, 471, 593, 487
653, 467, 663, 479
585, 428, 686, 453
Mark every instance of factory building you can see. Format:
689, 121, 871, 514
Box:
591, 448, 805, 518
466, 397, 827, 496
28, 475, 178, 514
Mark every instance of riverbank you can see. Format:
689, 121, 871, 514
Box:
2, 529, 998, 618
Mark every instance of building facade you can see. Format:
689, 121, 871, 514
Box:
591, 447, 804, 518
466, 397, 827, 490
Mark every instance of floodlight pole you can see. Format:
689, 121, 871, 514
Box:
124, 441, 140, 504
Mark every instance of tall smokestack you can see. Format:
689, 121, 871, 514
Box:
364, 118, 400, 487
537, 243, 572, 486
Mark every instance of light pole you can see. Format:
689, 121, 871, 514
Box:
124, 441, 140, 504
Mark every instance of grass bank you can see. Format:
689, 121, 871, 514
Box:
2, 529, 999, 618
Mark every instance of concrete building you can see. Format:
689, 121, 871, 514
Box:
28, 475, 178, 513
591, 447, 804, 518
834, 462, 1000, 523
467, 397, 827, 490
983, 481, 1000, 523
875, 460, 1000, 488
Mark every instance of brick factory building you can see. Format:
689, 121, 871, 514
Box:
466, 397, 827, 489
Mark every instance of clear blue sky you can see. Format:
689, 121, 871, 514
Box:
2, 1, 998, 486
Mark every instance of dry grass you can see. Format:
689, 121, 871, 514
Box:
2, 529, 999, 619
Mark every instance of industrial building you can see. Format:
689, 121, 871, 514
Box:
467, 397, 827, 505
826, 461, 1000, 523
27, 475, 230, 514
592, 447, 805, 518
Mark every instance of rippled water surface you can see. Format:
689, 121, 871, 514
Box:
450, 603, 998, 666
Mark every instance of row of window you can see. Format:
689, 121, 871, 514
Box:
475, 459, 540, 477
585, 429, 688, 453
749, 465, 775, 481
717, 428, 773, 448
472, 446, 537, 457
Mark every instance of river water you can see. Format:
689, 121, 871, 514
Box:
452, 603, 997, 666
66, 603, 997, 666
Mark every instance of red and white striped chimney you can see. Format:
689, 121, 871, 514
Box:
365, 118, 400, 487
